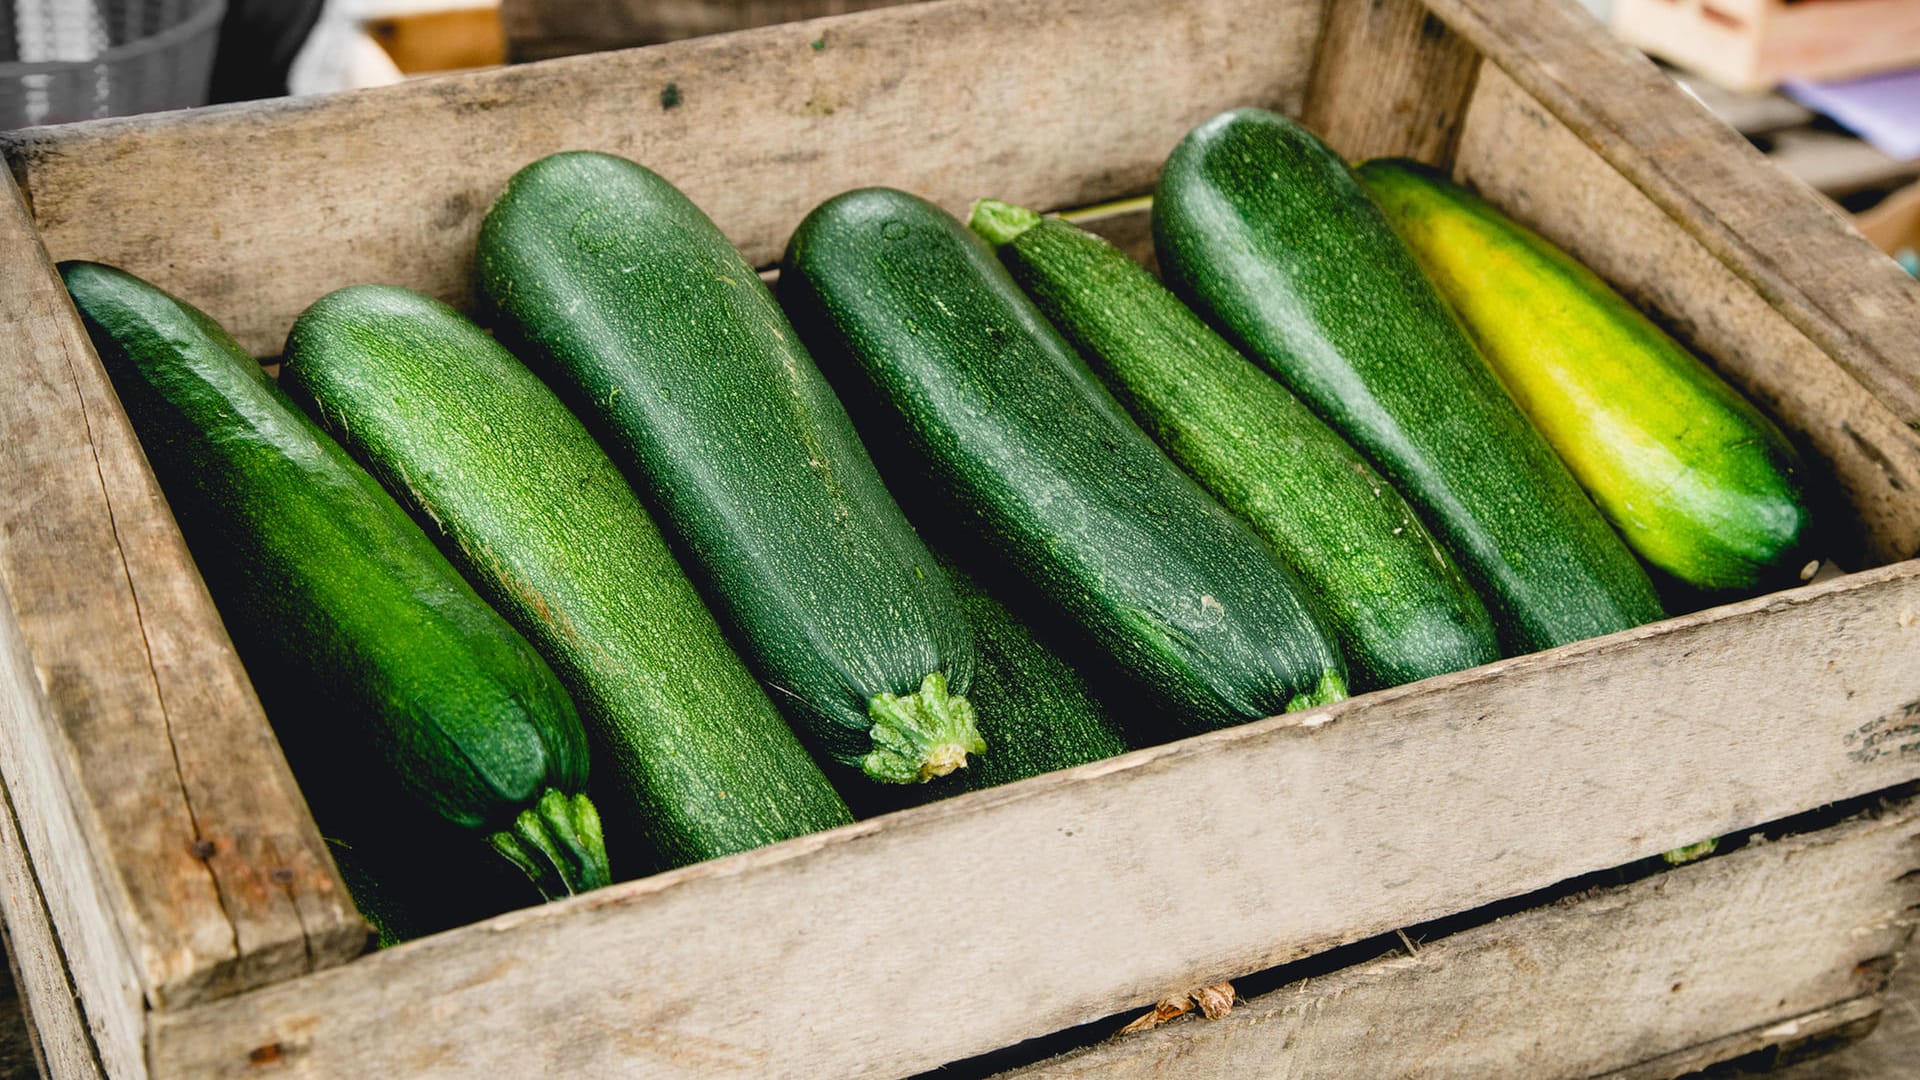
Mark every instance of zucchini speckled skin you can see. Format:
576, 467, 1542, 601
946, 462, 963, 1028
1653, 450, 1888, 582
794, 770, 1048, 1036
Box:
782, 187, 1347, 735
1358, 159, 1813, 595
282, 285, 854, 874
62, 261, 606, 899
972, 200, 1499, 691
476, 152, 980, 784
1154, 109, 1665, 653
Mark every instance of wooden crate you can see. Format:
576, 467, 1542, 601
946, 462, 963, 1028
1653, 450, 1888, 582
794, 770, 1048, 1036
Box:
1614, 0, 1920, 93
2, 0, 1919, 1076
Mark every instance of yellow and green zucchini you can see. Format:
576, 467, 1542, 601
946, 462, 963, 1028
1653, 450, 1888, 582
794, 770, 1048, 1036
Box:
1358, 159, 1813, 594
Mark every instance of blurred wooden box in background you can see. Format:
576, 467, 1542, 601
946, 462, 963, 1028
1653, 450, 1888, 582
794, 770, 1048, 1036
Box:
1614, 0, 1920, 92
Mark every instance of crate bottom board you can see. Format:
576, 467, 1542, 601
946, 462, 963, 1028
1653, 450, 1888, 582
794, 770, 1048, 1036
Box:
977, 792, 1919, 1080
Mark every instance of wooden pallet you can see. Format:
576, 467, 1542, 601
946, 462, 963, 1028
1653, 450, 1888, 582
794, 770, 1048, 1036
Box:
1, 0, 1919, 1076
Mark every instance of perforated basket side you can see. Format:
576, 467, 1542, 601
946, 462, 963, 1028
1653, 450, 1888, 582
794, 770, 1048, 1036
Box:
0, 0, 225, 128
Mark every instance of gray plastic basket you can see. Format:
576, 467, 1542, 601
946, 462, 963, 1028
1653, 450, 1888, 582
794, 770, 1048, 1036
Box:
1, 0, 225, 129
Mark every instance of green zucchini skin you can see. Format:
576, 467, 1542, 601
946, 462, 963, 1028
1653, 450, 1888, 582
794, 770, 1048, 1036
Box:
971, 201, 1499, 691
780, 188, 1348, 734
1153, 109, 1665, 654
476, 152, 980, 785
1356, 159, 1813, 594
60, 261, 607, 899
280, 285, 854, 874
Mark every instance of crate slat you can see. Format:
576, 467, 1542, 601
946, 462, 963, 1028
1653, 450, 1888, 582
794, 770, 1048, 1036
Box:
0, 741, 105, 1080
135, 563, 1920, 1079
500, 0, 913, 62
1002, 795, 1920, 1078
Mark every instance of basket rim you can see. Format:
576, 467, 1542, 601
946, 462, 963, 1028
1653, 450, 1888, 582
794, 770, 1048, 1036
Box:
0, 0, 227, 77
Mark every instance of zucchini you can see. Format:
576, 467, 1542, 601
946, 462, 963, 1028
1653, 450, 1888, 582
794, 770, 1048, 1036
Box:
281, 285, 854, 874
60, 261, 607, 899
1356, 159, 1813, 594
780, 187, 1347, 734
1153, 109, 1665, 653
476, 152, 980, 785
970, 200, 1499, 691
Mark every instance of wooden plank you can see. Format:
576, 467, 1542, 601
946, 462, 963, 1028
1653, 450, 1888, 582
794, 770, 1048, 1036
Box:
500, 0, 913, 62
146, 562, 1920, 1079
0, 585, 144, 1077
1424, 0, 1920, 433
1001, 795, 1920, 1078
0, 175, 366, 1022
1302, 0, 1482, 167
1452, 65, 1920, 569
0, 773, 105, 1080
0, 0, 1328, 357
1608, 997, 1883, 1080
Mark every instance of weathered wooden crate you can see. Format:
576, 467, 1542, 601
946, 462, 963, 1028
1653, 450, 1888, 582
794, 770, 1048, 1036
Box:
2, 0, 1920, 1076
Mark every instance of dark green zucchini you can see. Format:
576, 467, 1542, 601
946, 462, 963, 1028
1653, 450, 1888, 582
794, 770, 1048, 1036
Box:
970, 199, 1499, 691
281, 285, 854, 874
1153, 108, 1665, 653
60, 261, 606, 899
780, 188, 1347, 734
476, 151, 979, 785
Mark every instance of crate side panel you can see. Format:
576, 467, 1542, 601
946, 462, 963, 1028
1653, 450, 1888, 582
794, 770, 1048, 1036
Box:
0, 770, 108, 1078
1303, 0, 1481, 166
1003, 795, 1920, 1078
1452, 64, 1920, 570
147, 564, 1920, 1080
1426, 0, 1920, 437
0, 181, 366, 1014
500, 0, 914, 62
2, 0, 1325, 358
0, 597, 145, 1078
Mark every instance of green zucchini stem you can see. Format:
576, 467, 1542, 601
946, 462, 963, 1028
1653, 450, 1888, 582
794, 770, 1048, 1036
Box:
1283, 669, 1349, 714
487, 788, 612, 900
862, 671, 985, 784
967, 199, 1044, 248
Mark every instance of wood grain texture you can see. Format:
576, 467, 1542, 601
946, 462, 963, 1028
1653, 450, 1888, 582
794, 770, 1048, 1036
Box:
1607, 997, 1883, 1080
0, 176, 365, 1021
500, 0, 913, 62
146, 562, 1920, 1079
1424, 0, 1920, 432
0, 580, 144, 1077
1302, 0, 1482, 166
0, 0, 1326, 357
0, 773, 104, 1080
1004, 796, 1920, 1078
1453, 65, 1920, 568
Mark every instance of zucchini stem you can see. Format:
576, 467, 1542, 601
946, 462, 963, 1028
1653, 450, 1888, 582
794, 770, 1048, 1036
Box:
967, 199, 1043, 248
1283, 669, 1349, 713
863, 671, 985, 783
488, 788, 611, 900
